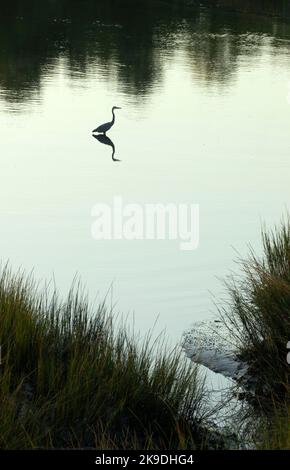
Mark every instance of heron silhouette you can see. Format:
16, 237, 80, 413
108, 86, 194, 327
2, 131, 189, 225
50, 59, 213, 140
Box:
92, 106, 121, 135
93, 134, 120, 162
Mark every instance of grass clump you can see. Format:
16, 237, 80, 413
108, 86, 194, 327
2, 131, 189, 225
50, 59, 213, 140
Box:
0, 266, 207, 449
258, 401, 290, 450
220, 215, 290, 404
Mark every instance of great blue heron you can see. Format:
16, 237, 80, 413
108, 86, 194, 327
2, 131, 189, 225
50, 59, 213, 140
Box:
92, 106, 121, 135
93, 134, 121, 162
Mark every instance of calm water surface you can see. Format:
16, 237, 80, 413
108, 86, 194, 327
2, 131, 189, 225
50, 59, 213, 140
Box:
0, 1, 290, 341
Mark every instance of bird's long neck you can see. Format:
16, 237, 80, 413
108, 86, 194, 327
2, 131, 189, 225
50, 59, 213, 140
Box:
111, 109, 115, 124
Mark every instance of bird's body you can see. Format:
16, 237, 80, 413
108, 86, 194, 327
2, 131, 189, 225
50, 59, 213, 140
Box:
92, 106, 121, 135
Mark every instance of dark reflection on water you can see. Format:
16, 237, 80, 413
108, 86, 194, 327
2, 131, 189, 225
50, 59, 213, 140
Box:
1, 0, 290, 108
93, 134, 120, 162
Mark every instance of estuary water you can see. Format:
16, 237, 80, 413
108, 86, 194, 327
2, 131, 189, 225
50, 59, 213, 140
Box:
0, 1, 290, 341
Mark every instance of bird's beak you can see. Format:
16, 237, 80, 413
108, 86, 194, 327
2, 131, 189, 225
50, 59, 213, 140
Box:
116, 107, 122, 109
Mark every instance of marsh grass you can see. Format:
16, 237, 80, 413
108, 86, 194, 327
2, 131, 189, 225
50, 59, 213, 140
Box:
254, 397, 290, 450
219, 216, 290, 405
0, 266, 207, 449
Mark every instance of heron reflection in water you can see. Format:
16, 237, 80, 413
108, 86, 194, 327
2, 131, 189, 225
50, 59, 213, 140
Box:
93, 134, 121, 162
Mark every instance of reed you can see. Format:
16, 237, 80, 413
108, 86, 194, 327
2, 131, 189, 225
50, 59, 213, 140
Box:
0, 266, 206, 449
219, 216, 290, 405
